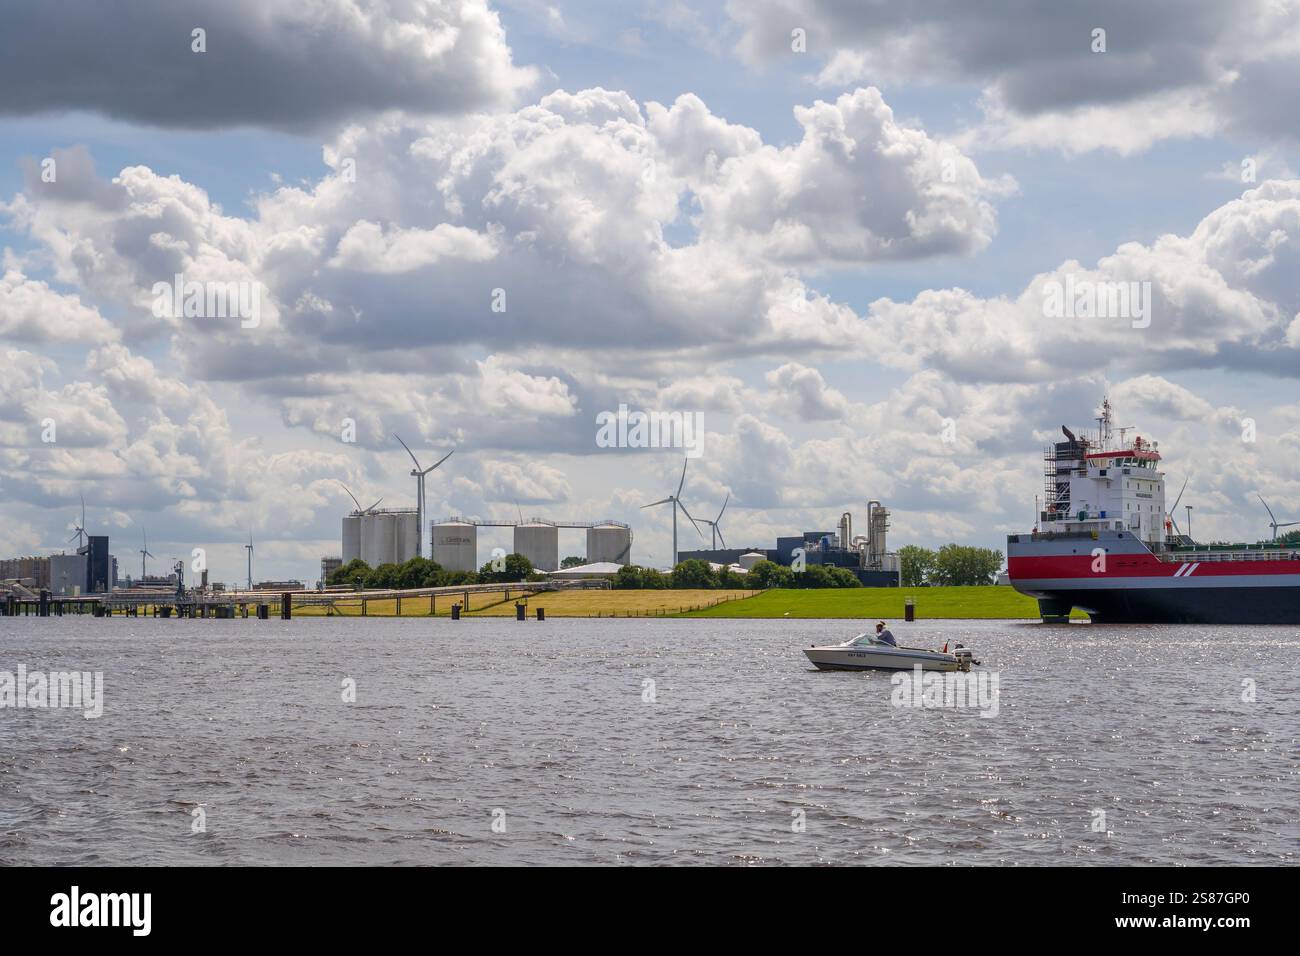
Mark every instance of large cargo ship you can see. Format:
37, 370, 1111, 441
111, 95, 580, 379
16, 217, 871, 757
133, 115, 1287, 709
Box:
1007, 399, 1300, 624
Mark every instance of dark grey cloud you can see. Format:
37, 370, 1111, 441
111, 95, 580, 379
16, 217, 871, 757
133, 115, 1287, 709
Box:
0, 0, 535, 130
730, 0, 1296, 135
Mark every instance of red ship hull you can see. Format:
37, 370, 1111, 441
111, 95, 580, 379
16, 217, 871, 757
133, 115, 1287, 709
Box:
1007, 530, 1300, 624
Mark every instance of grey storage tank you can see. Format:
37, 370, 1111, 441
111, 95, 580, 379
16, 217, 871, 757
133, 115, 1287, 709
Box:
394, 511, 420, 564
362, 512, 397, 566
513, 520, 559, 572
342, 514, 362, 563
586, 522, 632, 565
433, 519, 478, 572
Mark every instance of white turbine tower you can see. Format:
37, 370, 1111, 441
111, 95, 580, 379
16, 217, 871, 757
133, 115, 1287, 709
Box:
641, 458, 703, 568
244, 530, 254, 591
1258, 494, 1300, 541
393, 434, 453, 559
699, 493, 730, 550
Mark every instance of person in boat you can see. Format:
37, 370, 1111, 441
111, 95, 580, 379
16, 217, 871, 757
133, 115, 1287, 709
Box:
874, 621, 897, 646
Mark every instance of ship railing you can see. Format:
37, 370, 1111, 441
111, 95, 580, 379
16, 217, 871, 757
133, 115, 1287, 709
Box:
1157, 549, 1300, 563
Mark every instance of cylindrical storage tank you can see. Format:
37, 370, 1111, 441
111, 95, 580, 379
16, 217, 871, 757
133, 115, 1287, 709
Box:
342, 514, 362, 563
513, 521, 559, 572
432, 520, 478, 572
394, 512, 419, 563
738, 551, 766, 570
363, 513, 397, 566
586, 523, 632, 566
360, 513, 379, 566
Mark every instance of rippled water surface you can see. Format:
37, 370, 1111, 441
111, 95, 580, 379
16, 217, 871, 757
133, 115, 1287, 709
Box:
1, 616, 1296, 865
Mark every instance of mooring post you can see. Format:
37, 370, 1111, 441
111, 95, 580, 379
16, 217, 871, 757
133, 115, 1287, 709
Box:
451, 603, 461, 620
38, 589, 50, 617
536, 607, 545, 621
515, 602, 526, 621
904, 597, 915, 622
280, 592, 291, 620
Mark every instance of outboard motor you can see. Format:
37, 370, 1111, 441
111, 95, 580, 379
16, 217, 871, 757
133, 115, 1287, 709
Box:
952, 643, 980, 670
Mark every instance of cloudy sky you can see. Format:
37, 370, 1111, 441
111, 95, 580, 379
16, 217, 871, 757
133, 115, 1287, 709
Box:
2, 0, 1299, 582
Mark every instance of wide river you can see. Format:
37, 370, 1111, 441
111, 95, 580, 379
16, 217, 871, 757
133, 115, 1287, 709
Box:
1, 616, 1295, 865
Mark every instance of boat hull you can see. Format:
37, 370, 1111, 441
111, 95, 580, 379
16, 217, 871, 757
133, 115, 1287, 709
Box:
1008, 530, 1300, 624
803, 646, 962, 672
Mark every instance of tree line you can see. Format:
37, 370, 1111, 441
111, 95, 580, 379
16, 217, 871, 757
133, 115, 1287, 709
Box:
612, 559, 862, 590
897, 544, 1004, 586
326, 546, 1006, 592
326, 553, 540, 590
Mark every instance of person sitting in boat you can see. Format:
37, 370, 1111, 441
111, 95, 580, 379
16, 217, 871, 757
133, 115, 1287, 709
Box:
874, 621, 897, 646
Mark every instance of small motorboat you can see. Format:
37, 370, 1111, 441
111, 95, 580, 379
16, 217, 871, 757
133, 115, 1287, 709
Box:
804, 633, 977, 672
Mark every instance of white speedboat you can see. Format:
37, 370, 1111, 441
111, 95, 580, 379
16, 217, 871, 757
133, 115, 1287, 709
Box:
803, 633, 975, 672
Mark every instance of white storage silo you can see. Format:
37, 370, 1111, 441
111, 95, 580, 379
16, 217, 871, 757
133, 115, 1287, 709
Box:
362, 512, 398, 566
375, 513, 397, 565
738, 551, 766, 570
432, 520, 478, 572
360, 513, 379, 566
513, 521, 559, 572
394, 511, 419, 563
342, 514, 362, 563
586, 523, 632, 565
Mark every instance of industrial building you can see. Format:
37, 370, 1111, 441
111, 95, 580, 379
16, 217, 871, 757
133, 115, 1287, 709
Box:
0, 556, 51, 589
320, 556, 342, 587
679, 504, 900, 586
84, 535, 113, 593
49, 553, 87, 596
1, 542, 116, 595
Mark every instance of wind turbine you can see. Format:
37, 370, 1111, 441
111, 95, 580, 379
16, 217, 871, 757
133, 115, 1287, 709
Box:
68, 495, 87, 549
244, 530, 254, 591
139, 528, 154, 580
641, 458, 703, 568
393, 434, 454, 559
1258, 494, 1300, 541
699, 493, 730, 549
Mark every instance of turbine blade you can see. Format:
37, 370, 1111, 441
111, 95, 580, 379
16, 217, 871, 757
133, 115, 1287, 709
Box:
716, 528, 727, 549
676, 458, 688, 498
336, 480, 363, 512
641, 498, 672, 509
1258, 493, 1279, 526
424, 449, 454, 474
677, 500, 704, 535
1169, 477, 1188, 513
365, 497, 384, 512
393, 433, 422, 470
716, 492, 729, 523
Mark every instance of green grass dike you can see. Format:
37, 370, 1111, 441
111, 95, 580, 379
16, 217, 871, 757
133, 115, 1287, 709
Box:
678, 585, 1085, 620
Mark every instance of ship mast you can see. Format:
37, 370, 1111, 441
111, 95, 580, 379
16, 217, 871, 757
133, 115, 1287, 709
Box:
1096, 396, 1114, 451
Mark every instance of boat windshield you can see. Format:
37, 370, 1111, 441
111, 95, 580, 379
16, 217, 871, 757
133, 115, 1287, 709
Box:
850, 633, 878, 647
